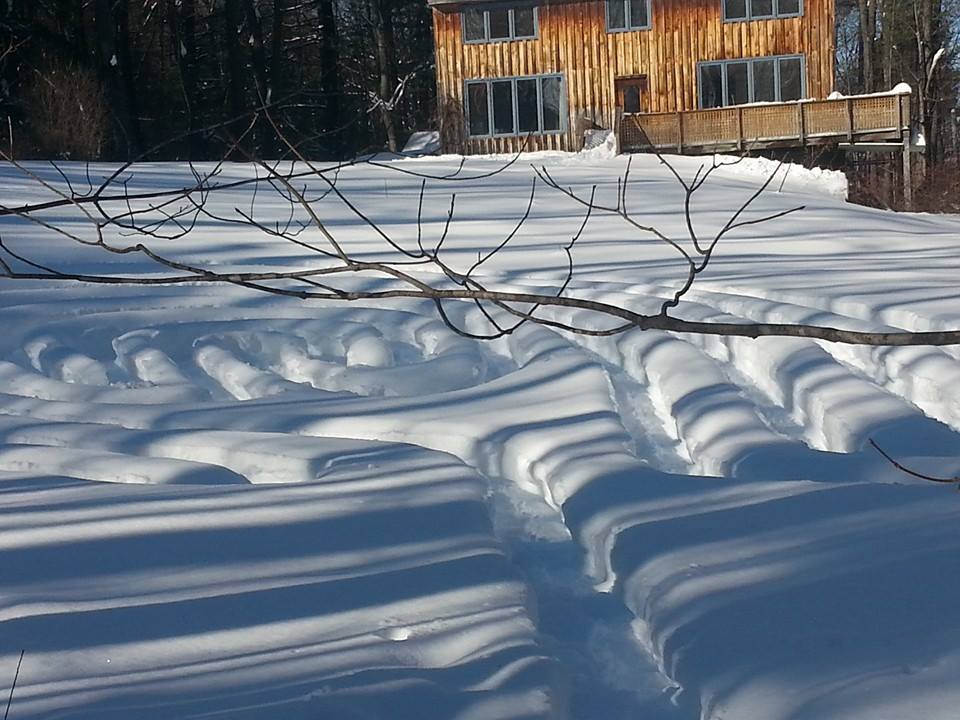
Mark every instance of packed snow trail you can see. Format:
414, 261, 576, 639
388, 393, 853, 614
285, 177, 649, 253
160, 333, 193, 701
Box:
1, 155, 960, 719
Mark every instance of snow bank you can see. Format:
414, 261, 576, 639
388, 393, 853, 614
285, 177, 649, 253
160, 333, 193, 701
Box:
401, 130, 441, 156
713, 154, 849, 200
580, 129, 619, 159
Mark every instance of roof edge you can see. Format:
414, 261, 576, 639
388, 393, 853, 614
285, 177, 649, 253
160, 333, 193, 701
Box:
429, 0, 570, 11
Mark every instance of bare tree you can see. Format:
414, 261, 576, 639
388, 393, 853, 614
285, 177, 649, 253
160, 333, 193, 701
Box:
857, 0, 878, 91
1, 115, 959, 347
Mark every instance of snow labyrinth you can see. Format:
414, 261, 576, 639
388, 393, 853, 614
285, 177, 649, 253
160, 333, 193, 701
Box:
1, 154, 960, 719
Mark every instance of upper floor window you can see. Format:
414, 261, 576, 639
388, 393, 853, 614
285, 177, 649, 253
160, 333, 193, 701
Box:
465, 74, 565, 137
699, 55, 804, 108
463, 5, 538, 43
606, 0, 652, 31
723, 0, 802, 21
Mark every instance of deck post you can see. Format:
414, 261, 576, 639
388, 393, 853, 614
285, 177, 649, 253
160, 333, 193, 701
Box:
797, 102, 806, 147
614, 107, 623, 154
846, 98, 855, 142
952, 108, 959, 169
677, 112, 684, 153
737, 107, 744, 152
902, 128, 914, 210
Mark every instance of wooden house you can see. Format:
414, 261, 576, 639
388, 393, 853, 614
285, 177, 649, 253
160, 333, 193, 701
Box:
429, 0, 911, 157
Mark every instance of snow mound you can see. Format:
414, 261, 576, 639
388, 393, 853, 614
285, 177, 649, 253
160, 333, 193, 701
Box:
402, 130, 440, 156
715, 154, 849, 200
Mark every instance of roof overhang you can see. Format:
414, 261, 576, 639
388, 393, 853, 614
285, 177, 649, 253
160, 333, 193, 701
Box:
428, 0, 565, 12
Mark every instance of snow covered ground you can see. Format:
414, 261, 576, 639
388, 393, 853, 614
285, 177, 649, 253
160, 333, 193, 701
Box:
1, 152, 960, 719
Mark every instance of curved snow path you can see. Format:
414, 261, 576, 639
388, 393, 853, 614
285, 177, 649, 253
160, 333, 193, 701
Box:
3, 157, 960, 720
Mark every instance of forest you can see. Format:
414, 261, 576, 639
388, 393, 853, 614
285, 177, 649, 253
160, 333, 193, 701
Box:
0, 0, 434, 160
0, 0, 957, 169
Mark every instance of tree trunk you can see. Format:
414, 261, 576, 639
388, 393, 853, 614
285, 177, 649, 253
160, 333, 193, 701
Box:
857, 0, 877, 92
374, 0, 399, 152
269, 0, 288, 100
915, 0, 940, 163
223, 0, 248, 156
92, 0, 142, 157
168, 0, 201, 158
242, 0, 269, 101
317, 0, 342, 156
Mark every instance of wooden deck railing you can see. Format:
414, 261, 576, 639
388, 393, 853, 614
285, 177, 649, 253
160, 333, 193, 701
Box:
621, 92, 911, 153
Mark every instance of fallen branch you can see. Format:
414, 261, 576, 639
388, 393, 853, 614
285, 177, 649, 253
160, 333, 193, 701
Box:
4, 650, 24, 720
869, 439, 960, 485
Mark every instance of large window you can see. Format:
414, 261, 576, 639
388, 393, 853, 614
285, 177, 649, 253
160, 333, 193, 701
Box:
723, 0, 802, 21
465, 74, 565, 137
698, 55, 804, 108
463, 5, 538, 43
606, 0, 652, 31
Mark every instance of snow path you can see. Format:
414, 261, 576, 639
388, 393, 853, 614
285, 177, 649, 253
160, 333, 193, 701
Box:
2, 156, 960, 719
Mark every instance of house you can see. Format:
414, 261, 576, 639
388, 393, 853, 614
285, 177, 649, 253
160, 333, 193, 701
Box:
429, 0, 837, 153
428, 0, 910, 157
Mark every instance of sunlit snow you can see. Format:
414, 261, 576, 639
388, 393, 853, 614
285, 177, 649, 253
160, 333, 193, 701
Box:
1, 152, 959, 719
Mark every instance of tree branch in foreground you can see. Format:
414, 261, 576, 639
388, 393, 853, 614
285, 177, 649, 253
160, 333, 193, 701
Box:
1, 112, 959, 347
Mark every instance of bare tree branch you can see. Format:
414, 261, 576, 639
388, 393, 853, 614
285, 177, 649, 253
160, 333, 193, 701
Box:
3, 111, 960, 347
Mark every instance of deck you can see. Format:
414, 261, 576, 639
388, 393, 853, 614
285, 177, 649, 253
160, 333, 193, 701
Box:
619, 92, 912, 154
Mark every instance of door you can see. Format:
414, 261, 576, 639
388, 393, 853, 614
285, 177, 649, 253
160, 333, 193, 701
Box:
615, 75, 648, 114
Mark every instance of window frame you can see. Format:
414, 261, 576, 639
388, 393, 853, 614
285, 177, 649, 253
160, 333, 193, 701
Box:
722, 0, 803, 22
697, 55, 806, 108
605, 0, 653, 33
462, 4, 539, 44
464, 73, 567, 138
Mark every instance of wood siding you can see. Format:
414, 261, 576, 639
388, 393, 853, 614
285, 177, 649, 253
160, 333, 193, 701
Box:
433, 0, 835, 153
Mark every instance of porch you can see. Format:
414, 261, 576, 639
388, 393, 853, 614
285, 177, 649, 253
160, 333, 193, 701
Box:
618, 91, 913, 154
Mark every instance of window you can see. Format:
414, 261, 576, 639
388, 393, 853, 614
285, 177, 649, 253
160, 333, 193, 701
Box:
465, 74, 566, 137
467, 83, 490, 135
492, 80, 514, 134
700, 63, 723, 109
779, 56, 803, 100
726, 61, 749, 105
752, 58, 776, 101
722, 0, 802, 21
698, 55, 805, 108
463, 5, 538, 43
606, 0, 652, 31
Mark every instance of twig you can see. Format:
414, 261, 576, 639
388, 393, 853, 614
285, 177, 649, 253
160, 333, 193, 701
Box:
868, 439, 960, 485
4, 650, 24, 720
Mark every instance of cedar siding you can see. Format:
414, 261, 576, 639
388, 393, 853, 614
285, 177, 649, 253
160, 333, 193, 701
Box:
431, 0, 835, 154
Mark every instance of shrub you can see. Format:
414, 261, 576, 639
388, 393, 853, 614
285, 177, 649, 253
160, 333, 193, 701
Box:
28, 63, 110, 160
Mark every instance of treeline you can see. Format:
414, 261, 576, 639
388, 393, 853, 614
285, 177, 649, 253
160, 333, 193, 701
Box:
0, 0, 435, 160
837, 0, 960, 162
1, 1, 959, 168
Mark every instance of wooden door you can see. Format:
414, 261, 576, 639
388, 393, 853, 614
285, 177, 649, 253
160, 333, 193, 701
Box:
615, 76, 649, 114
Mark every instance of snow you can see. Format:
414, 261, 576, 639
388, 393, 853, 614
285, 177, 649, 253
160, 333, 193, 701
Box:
1, 152, 960, 719
581, 129, 618, 158
713, 155, 848, 200
929, 48, 946, 77
827, 83, 912, 100
401, 131, 441, 156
